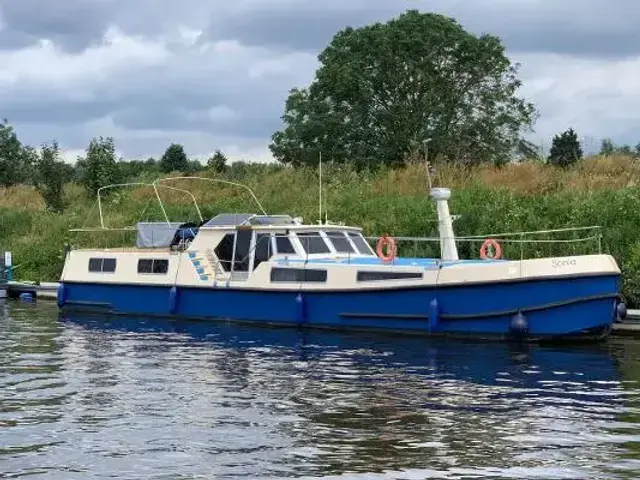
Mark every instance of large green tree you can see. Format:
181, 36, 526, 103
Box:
270, 10, 537, 167
159, 143, 189, 173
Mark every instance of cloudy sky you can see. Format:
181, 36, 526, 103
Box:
1, 0, 638, 163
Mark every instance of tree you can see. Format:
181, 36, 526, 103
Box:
548, 128, 583, 167
159, 143, 189, 173
207, 149, 228, 173
35, 141, 66, 212
81, 136, 120, 196
600, 138, 615, 156
269, 10, 537, 167
0, 119, 33, 186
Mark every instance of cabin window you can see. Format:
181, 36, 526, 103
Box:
214, 233, 235, 272
138, 259, 169, 274
88, 257, 117, 273
233, 228, 252, 272
298, 232, 330, 254
348, 232, 374, 255
274, 234, 295, 254
253, 233, 273, 269
270, 267, 327, 283
326, 231, 355, 253
357, 271, 423, 281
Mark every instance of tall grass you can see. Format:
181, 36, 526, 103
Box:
2, 155, 640, 304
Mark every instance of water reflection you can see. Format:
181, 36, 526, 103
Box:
2, 303, 640, 479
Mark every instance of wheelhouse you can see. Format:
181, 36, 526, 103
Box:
187, 213, 376, 279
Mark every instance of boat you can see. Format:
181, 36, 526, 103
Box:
56, 177, 626, 341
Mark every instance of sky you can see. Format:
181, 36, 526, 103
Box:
1, 0, 639, 163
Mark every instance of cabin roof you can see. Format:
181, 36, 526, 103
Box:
201, 213, 298, 227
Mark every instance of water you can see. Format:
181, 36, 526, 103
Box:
3, 302, 640, 479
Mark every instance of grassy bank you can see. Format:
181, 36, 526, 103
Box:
3, 155, 640, 305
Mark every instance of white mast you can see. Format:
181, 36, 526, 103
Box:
431, 187, 459, 261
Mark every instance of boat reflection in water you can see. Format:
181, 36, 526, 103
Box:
59, 312, 636, 479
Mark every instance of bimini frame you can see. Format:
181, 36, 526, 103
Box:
70, 177, 268, 232
153, 177, 268, 216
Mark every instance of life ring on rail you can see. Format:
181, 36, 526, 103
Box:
480, 238, 502, 260
376, 234, 397, 263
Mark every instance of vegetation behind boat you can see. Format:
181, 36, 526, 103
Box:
2, 156, 640, 305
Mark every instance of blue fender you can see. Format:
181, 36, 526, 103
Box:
168, 286, 179, 314
428, 298, 439, 333
295, 293, 307, 325
57, 283, 66, 309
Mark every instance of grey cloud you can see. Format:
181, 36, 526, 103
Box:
0, 0, 214, 52
3, 0, 640, 161
0, 0, 114, 52
3, 0, 639, 57
206, 0, 640, 59
208, 1, 400, 53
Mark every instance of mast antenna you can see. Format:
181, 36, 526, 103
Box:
424, 139, 433, 191
318, 150, 322, 225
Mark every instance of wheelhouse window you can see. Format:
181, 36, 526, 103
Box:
326, 231, 355, 253
348, 232, 374, 255
214, 233, 235, 272
138, 258, 169, 274
233, 228, 252, 272
88, 257, 117, 273
270, 267, 327, 283
274, 234, 295, 254
253, 233, 273, 269
357, 271, 423, 281
297, 231, 330, 254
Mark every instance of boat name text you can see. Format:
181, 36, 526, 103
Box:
552, 259, 577, 268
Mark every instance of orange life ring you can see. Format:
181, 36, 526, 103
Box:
376, 235, 397, 263
480, 238, 502, 260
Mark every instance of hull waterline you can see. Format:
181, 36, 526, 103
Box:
58, 273, 620, 342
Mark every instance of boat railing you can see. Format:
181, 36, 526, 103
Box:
364, 225, 603, 262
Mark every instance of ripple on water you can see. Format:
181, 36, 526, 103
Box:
2, 304, 640, 479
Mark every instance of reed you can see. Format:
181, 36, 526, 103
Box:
2, 154, 640, 304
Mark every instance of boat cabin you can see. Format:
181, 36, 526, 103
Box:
137, 213, 376, 282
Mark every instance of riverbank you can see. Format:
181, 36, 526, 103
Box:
2, 155, 640, 304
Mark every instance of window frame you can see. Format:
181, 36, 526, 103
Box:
269, 267, 328, 283
295, 231, 332, 255
251, 232, 274, 271
347, 232, 375, 255
88, 257, 117, 273
137, 258, 169, 275
325, 230, 355, 254
356, 270, 423, 282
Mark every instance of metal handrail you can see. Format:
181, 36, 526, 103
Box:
153, 176, 268, 216
87, 182, 203, 230
364, 235, 601, 245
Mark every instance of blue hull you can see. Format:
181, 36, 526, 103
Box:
58, 274, 620, 340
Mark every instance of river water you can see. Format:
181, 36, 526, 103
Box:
2, 301, 640, 479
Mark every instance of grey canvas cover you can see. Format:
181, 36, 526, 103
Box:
135, 222, 183, 248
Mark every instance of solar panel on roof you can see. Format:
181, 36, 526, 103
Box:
202, 213, 255, 227
250, 215, 295, 225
